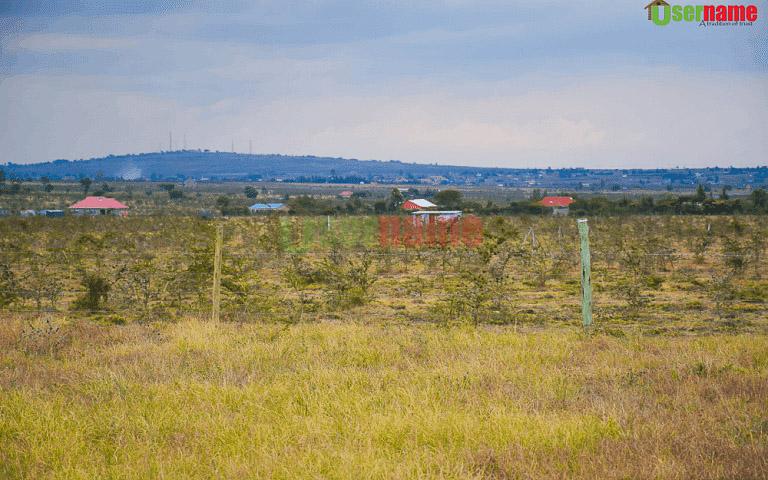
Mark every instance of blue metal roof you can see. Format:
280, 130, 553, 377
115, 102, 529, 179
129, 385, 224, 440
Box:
249, 203, 285, 210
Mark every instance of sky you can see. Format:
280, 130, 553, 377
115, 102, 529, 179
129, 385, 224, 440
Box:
0, 0, 767, 168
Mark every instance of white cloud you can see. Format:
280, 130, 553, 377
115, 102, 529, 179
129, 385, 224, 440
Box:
9, 33, 140, 52
1, 69, 765, 168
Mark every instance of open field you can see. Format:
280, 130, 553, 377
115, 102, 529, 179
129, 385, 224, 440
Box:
1, 214, 767, 478
1, 320, 766, 479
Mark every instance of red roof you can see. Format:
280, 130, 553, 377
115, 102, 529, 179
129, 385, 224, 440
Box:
402, 199, 437, 210
539, 196, 574, 208
69, 196, 129, 209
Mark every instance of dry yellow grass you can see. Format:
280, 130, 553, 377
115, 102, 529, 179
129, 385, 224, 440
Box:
1, 317, 766, 479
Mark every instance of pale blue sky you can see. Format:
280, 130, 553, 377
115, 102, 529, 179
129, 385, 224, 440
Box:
1, 0, 766, 167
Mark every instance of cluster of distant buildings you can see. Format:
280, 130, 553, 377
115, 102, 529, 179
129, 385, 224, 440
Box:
1, 196, 130, 218
2, 193, 577, 218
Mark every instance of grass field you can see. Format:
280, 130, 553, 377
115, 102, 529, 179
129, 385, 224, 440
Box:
1, 318, 766, 479
1, 214, 767, 478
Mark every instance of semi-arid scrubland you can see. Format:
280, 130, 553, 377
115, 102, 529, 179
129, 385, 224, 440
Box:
1, 214, 767, 478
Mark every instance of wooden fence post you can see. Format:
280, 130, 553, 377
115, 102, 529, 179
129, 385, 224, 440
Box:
211, 224, 223, 323
577, 219, 593, 329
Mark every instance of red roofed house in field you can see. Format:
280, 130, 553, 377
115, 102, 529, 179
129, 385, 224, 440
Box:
69, 196, 129, 216
402, 199, 437, 210
339, 190, 354, 199
539, 196, 574, 216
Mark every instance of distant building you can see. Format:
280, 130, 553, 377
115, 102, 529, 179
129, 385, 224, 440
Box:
0, 209, 9, 217
20, 209, 36, 217
402, 199, 437, 210
339, 190, 354, 199
539, 196, 575, 216
249, 203, 287, 213
69, 196, 129, 216
40, 210, 65, 217
411, 210, 462, 223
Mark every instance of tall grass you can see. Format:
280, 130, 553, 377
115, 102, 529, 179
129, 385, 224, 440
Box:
1, 318, 766, 479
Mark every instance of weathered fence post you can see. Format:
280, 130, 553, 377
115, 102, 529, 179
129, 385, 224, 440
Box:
211, 223, 223, 323
577, 219, 593, 329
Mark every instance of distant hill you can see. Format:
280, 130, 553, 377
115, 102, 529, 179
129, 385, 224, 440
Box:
1, 151, 496, 182
3, 151, 766, 190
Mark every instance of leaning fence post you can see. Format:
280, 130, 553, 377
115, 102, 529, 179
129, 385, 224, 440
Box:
577, 219, 593, 329
211, 223, 223, 323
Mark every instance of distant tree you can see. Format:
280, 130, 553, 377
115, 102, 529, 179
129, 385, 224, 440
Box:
386, 188, 404, 212
0, 263, 17, 307
751, 188, 767, 210
41, 176, 54, 193
434, 189, 463, 209
373, 200, 387, 214
159, 183, 175, 192
169, 190, 183, 200
639, 196, 655, 212
244, 186, 258, 199
216, 195, 231, 214
80, 177, 92, 195
694, 184, 706, 202
216, 195, 230, 208
719, 187, 729, 200
73, 273, 110, 312
529, 189, 544, 201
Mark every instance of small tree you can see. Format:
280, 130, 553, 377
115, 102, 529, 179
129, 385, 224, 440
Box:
216, 195, 231, 214
244, 186, 258, 199
283, 256, 318, 322
694, 184, 706, 203
41, 176, 53, 193
0, 262, 18, 307
73, 273, 111, 312
434, 189, 463, 209
751, 188, 767, 211
319, 250, 376, 308
80, 177, 92, 195
386, 188, 404, 212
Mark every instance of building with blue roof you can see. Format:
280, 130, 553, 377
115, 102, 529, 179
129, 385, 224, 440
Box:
249, 203, 287, 213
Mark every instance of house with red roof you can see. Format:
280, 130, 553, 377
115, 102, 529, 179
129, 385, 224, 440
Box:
402, 199, 437, 210
539, 196, 574, 216
69, 196, 129, 216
